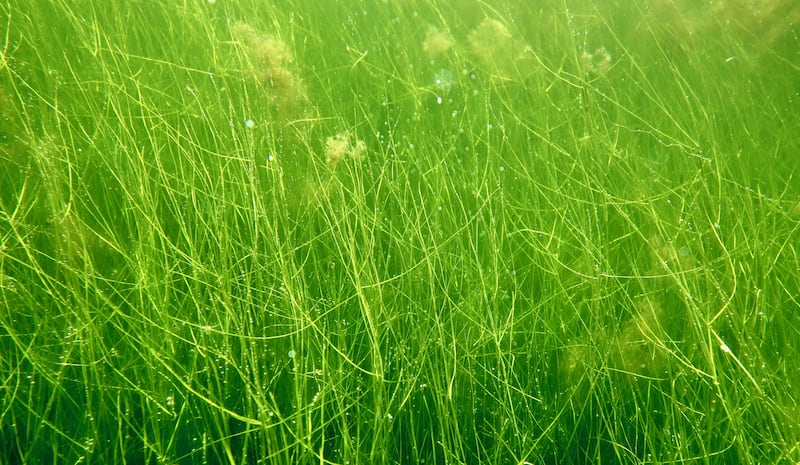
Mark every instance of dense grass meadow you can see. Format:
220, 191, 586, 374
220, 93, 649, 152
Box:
1, 0, 799, 463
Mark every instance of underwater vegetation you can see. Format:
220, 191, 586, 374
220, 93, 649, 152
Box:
324, 132, 367, 166
1, 0, 799, 464
231, 22, 311, 118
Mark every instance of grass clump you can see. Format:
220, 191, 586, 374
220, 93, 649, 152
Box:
1, 0, 799, 464
324, 132, 367, 166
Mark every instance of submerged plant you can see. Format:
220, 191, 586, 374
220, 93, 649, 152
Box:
1, 2, 798, 465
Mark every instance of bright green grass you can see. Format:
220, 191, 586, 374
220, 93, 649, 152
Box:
1, 0, 799, 463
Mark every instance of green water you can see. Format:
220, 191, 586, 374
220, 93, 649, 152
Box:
1, 1, 799, 463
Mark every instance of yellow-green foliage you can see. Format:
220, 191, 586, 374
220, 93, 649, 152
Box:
232, 23, 310, 118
